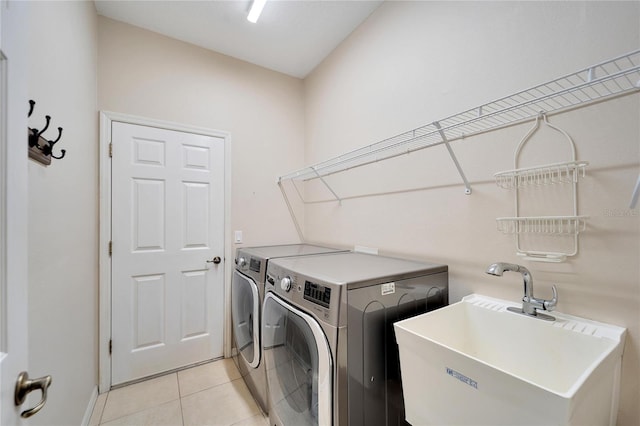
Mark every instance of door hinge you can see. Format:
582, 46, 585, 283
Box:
109, 241, 112, 256
109, 142, 113, 158
109, 339, 112, 355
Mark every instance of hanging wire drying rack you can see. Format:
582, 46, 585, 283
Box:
494, 112, 588, 262
278, 49, 640, 203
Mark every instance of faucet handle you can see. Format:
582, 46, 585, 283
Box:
543, 285, 558, 312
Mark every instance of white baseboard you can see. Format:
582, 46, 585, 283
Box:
81, 386, 99, 426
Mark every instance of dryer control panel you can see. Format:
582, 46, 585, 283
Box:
266, 265, 344, 327
304, 281, 331, 308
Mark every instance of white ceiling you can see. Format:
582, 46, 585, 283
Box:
94, 0, 383, 79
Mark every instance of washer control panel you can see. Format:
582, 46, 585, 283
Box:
234, 250, 268, 284
249, 257, 261, 273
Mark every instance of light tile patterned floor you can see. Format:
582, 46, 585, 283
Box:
89, 358, 269, 426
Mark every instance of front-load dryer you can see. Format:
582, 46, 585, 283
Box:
263, 252, 448, 426
231, 244, 348, 414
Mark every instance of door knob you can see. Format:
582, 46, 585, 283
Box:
14, 371, 52, 418
207, 256, 222, 264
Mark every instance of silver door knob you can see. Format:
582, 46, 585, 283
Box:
207, 256, 222, 264
15, 371, 52, 418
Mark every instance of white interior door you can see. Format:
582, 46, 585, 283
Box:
0, 45, 26, 426
1, 2, 32, 423
1, 1, 52, 421
111, 122, 225, 385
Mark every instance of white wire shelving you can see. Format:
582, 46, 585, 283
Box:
494, 160, 589, 190
278, 49, 640, 201
496, 216, 588, 236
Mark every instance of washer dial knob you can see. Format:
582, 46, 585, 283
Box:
236, 257, 247, 268
280, 276, 292, 292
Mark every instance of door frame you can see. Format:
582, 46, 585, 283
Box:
98, 111, 232, 392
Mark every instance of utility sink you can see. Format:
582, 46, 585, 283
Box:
394, 294, 626, 426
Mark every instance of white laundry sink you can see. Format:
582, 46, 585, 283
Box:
394, 294, 626, 426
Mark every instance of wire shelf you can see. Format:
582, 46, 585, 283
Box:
279, 49, 640, 183
494, 160, 589, 189
496, 216, 588, 235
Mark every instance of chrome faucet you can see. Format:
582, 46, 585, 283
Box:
486, 262, 557, 321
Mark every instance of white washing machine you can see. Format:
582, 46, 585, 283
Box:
263, 252, 448, 426
231, 244, 348, 414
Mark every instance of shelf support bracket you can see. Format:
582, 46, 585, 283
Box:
433, 121, 472, 195
312, 166, 342, 205
277, 178, 306, 241
630, 174, 640, 209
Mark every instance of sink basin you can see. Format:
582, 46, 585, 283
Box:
394, 294, 626, 426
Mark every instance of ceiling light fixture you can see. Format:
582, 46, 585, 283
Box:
247, 0, 267, 23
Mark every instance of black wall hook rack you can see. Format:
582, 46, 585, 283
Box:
28, 100, 66, 165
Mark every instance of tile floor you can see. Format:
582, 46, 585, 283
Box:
89, 359, 269, 426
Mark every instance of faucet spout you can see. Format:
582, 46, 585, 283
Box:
486, 262, 557, 321
486, 262, 522, 276
486, 262, 534, 299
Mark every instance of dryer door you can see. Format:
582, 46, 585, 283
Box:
231, 270, 260, 368
263, 292, 333, 426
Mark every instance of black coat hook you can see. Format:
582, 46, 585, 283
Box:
37, 115, 51, 139
42, 127, 65, 159
27, 101, 67, 164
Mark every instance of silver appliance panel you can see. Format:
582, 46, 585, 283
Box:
265, 251, 448, 426
235, 244, 348, 283
346, 272, 448, 426
268, 251, 447, 290
231, 243, 348, 415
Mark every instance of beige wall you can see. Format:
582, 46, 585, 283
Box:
25, 5, 305, 423
97, 16, 305, 248
27, 1, 99, 424
22, 1, 639, 424
302, 1, 640, 424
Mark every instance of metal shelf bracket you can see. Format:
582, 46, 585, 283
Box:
433, 121, 472, 195
313, 166, 342, 205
